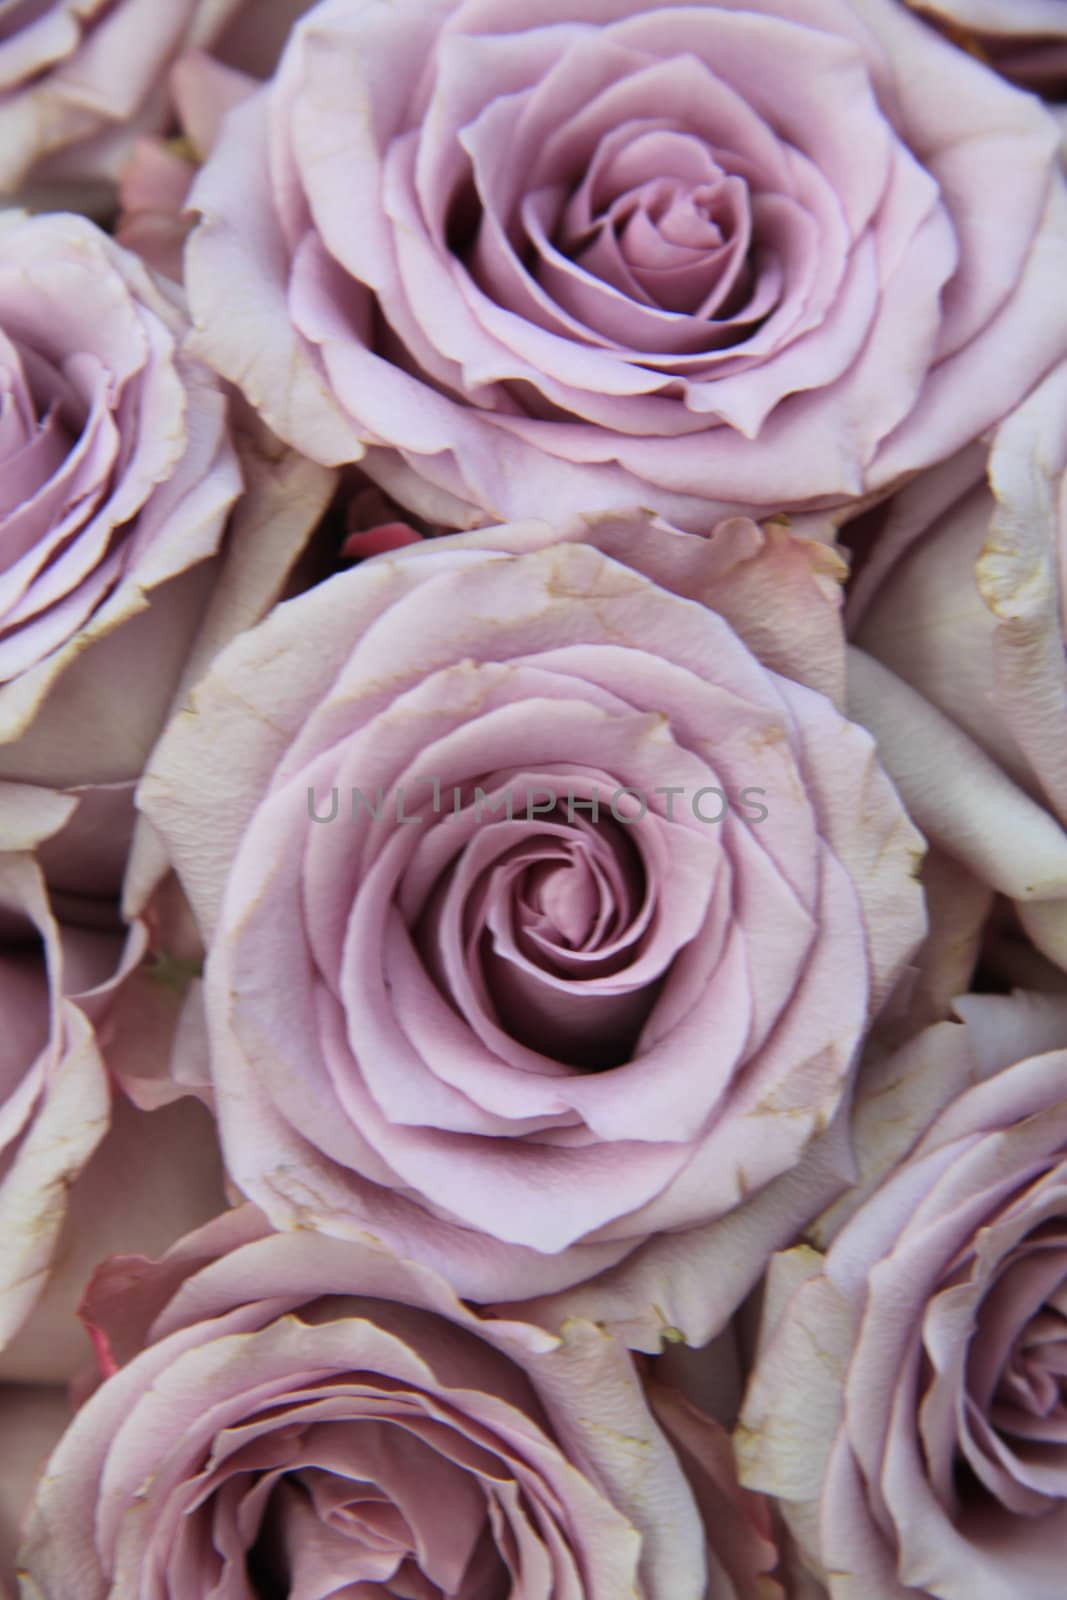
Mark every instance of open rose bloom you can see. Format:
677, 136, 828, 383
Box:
0, 202, 337, 798
138, 512, 924, 1340
185, 0, 1067, 528
18, 1205, 782, 1599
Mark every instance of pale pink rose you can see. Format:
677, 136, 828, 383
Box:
847, 360, 1067, 972
0, 1385, 70, 1600
0, 0, 254, 201
738, 989, 1067, 1600
19, 1205, 710, 1597
139, 511, 924, 1342
184, 0, 1067, 532
0, 209, 337, 797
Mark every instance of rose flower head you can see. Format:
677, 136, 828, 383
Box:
185, 0, 1067, 530
19, 1204, 772, 1598
140, 512, 925, 1343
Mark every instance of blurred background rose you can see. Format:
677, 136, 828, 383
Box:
0, 0, 313, 212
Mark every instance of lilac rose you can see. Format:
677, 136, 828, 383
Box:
19, 1205, 715, 1598
0, 207, 237, 782
139, 510, 924, 1342
738, 989, 1067, 1599
184, 0, 1067, 531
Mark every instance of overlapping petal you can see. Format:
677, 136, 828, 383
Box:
849, 360, 1067, 972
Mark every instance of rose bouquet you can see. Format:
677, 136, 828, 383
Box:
2, 2, 1067, 1597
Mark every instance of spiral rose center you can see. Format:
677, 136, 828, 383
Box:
241, 1413, 514, 1599
0, 337, 92, 573
521, 854, 602, 950
564, 168, 752, 317
550, 124, 757, 324
946, 1227, 1067, 1519
413, 798, 665, 1073
448, 102, 776, 368
996, 1301, 1067, 1426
